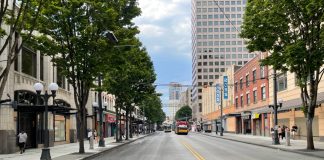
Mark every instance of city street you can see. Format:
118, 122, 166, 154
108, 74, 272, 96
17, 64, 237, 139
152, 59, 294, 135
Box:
91, 132, 322, 160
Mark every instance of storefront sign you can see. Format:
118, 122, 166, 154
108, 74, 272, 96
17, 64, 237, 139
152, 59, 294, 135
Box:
223, 76, 228, 99
105, 114, 116, 123
216, 84, 220, 104
252, 113, 260, 119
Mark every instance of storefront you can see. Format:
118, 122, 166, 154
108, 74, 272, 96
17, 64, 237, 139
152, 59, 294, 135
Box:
105, 113, 116, 137
241, 111, 251, 134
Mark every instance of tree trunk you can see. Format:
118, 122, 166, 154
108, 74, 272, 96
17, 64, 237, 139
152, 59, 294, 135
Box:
77, 109, 85, 153
115, 107, 119, 142
119, 112, 122, 141
306, 115, 315, 150
125, 109, 129, 140
130, 113, 133, 138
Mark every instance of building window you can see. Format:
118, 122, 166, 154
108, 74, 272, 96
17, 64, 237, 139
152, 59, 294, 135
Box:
246, 93, 250, 106
253, 90, 257, 103
240, 79, 243, 89
235, 82, 238, 92
240, 96, 243, 107
22, 47, 37, 78
260, 66, 265, 78
261, 87, 266, 100
235, 98, 238, 108
252, 70, 256, 83
246, 75, 249, 87
277, 72, 287, 91
55, 115, 66, 141
199, 103, 202, 112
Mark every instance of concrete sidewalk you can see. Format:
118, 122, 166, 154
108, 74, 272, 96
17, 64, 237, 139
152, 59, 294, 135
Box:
0, 134, 151, 160
194, 131, 324, 159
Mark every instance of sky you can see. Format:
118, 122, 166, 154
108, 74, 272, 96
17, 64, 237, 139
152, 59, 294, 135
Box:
133, 0, 192, 115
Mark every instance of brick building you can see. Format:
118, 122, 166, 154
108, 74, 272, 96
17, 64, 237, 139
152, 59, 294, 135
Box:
233, 52, 269, 136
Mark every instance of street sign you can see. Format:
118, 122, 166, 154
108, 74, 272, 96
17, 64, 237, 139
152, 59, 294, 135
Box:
216, 84, 220, 104
223, 76, 228, 99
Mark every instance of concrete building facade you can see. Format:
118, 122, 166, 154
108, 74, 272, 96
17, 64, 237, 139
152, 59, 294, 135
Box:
191, 0, 255, 124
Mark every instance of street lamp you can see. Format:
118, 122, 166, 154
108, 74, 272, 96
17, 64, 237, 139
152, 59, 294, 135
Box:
97, 74, 105, 147
34, 82, 58, 160
269, 69, 281, 145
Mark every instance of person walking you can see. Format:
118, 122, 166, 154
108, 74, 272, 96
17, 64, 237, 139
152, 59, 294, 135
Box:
278, 126, 282, 140
292, 124, 298, 139
93, 129, 98, 143
17, 130, 27, 154
282, 125, 286, 140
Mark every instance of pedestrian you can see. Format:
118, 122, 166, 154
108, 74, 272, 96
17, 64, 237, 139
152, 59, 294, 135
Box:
17, 130, 27, 154
93, 129, 98, 143
282, 125, 286, 140
87, 129, 93, 142
278, 126, 282, 140
292, 124, 298, 139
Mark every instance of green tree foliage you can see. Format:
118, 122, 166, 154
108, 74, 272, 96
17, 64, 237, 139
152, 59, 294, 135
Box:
241, 0, 324, 150
175, 106, 192, 121
29, 0, 141, 153
104, 38, 156, 140
140, 94, 165, 124
0, 0, 44, 100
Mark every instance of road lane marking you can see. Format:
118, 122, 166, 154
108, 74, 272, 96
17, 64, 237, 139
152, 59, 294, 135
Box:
180, 140, 206, 160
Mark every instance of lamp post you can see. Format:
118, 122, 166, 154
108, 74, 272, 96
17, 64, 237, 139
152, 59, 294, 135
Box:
34, 82, 58, 160
97, 74, 105, 147
220, 87, 223, 136
268, 69, 281, 145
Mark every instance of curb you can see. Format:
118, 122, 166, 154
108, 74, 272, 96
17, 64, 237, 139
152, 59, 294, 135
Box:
195, 132, 324, 159
81, 133, 155, 160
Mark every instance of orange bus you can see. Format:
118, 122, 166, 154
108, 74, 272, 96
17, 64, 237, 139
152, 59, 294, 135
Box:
175, 121, 189, 135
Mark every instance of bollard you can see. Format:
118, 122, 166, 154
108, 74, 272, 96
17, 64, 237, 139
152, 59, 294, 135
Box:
286, 128, 291, 146
89, 136, 94, 149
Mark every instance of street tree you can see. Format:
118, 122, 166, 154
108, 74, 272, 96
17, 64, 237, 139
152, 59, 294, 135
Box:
0, 0, 45, 101
140, 93, 165, 132
28, 0, 140, 153
104, 39, 156, 140
240, 0, 324, 150
175, 105, 192, 121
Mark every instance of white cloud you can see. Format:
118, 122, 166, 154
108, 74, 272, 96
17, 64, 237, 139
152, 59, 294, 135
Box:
136, 0, 187, 21
138, 24, 166, 37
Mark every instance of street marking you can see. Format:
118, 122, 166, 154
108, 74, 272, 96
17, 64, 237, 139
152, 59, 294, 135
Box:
180, 140, 206, 160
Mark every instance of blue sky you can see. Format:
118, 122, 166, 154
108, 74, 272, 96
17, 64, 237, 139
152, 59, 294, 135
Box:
134, 0, 192, 115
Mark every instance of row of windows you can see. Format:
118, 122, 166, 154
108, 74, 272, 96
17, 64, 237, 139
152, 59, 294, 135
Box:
234, 66, 266, 91
197, 20, 242, 26
197, 13, 242, 19
196, 7, 243, 13
197, 53, 255, 59
197, 60, 248, 66
197, 47, 248, 53
197, 41, 245, 46
197, 27, 241, 33
197, 34, 240, 39
198, 75, 220, 79
235, 87, 266, 108
196, 1, 246, 6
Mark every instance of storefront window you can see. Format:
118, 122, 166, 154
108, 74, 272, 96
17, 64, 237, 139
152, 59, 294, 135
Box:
55, 115, 65, 141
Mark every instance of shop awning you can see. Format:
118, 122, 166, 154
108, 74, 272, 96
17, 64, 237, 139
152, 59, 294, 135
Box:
16, 104, 76, 114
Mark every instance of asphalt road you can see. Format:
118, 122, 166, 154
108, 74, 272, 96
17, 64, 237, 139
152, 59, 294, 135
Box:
91, 131, 322, 160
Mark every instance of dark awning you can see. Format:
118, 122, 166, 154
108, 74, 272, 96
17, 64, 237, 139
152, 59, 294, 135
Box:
16, 104, 76, 115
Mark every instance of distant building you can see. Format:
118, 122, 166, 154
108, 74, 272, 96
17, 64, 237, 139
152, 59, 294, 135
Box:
169, 82, 182, 121
179, 87, 192, 108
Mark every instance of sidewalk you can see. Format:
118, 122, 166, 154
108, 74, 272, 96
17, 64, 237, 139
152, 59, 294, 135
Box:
0, 134, 151, 160
195, 131, 324, 158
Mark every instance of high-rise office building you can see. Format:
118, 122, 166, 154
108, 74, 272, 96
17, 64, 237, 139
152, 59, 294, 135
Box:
191, 0, 255, 123
168, 82, 182, 121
